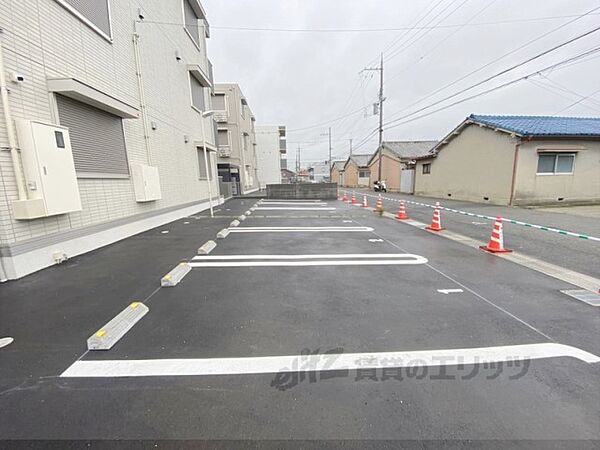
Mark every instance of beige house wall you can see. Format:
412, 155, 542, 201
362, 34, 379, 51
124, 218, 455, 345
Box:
513, 140, 600, 205
331, 168, 343, 185
344, 164, 358, 187
414, 124, 516, 205
368, 153, 402, 191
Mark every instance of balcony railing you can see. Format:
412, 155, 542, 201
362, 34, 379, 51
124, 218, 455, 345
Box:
214, 110, 229, 123
218, 146, 231, 158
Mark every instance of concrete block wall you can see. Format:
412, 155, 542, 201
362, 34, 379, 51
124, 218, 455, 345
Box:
267, 183, 337, 200
0, 0, 218, 248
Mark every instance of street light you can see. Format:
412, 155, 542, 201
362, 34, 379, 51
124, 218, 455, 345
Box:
200, 110, 215, 218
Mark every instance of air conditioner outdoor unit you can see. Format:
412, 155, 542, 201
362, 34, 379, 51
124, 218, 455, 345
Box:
12, 120, 82, 220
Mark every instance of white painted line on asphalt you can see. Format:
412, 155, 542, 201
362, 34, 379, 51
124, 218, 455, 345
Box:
0, 337, 14, 349
438, 289, 464, 294
369, 239, 384, 242
254, 207, 336, 211
161, 230, 169, 234
259, 202, 328, 206
183, 221, 190, 224
228, 226, 373, 233
343, 220, 353, 223
192, 253, 420, 260
60, 343, 600, 378
188, 256, 428, 268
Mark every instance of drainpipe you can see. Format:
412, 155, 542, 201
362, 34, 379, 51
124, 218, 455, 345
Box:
132, 22, 153, 166
0, 29, 27, 201
509, 141, 521, 206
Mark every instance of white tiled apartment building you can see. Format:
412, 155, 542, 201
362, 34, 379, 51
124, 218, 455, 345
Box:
255, 125, 287, 188
0, 0, 220, 280
213, 83, 259, 195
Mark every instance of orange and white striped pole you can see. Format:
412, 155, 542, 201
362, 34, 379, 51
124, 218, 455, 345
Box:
361, 195, 368, 208
480, 217, 512, 253
426, 202, 444, 231
342, 192, 348, 202
374, 194, 384, 216
351, 192, 357, 205
395, 200, 409, 220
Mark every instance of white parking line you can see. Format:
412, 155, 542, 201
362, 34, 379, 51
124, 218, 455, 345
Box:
0, 337, 14, 349
228, 226, 373, 233
188, 257, 428, 268
255, 207, 336, 211
60, 343, 600, 378
258, 202, 328, 206
192, 254, 414, 260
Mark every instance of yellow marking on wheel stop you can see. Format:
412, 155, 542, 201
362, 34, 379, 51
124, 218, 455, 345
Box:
95, 329, 107, 338
130, 302, 141, 309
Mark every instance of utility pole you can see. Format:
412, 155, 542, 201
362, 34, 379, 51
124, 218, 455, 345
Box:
363, 53, 385, 181
349, 138, 353, 156
328, 127, 332, 180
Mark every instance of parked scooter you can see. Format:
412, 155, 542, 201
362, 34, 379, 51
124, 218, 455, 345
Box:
374, 180, 387, 193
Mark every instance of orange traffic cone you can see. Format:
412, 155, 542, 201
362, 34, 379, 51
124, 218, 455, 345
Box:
480, 217, 512, 253
395, 200, 409, 220
374, 195, 384, 216
342, 192, 348, 202
351, 192, 357, 205
361, 195, 368, 208
426, 202, 444, 231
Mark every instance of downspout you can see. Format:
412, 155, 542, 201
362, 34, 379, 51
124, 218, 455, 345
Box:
0, 29, 27, 201
132, 22, 153, 166
509, 140, 521, 206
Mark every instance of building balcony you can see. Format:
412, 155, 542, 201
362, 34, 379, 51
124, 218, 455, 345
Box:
218, 146, 231, 158
214, 110, 229, 123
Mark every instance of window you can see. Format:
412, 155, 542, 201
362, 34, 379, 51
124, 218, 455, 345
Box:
359, 170, 370, 178
422, 163, 431, 174
190, 75, 205, 112
213, 94, 226, 111
537, 153, 575, 174
243, 133, 249, 152
218, 130, 229, 146
198, 147, 213, 179
56, 94, 129, 177
184, 0, 200, 47
56, 0, 112, 39
240, 101, 246, 119
54, 131, 65, 149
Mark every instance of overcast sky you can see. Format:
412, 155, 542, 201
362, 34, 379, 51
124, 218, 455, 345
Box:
203, 0, 600, 167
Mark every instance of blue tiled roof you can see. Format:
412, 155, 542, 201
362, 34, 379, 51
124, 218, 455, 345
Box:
469, 114, 600, 137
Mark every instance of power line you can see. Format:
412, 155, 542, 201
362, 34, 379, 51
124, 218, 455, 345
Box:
383, 5, 600, 122
383, 25, 600, 129
554, 86, 600, 114
204, 13, 600, 33
382, 46, 600, 132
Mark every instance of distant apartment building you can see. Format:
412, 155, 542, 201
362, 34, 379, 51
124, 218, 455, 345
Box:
309, 161, 330, 183
255, 125, 287, 188
0, 0, 219, 280
213, 83, 259, 195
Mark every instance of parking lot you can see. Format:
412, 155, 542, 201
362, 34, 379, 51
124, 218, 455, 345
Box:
0, 197, 599, 443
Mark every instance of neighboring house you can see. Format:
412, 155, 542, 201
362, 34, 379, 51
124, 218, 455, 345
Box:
255, 125, 287, 188
343, 155, 372, 187
0, 0, 218, 280
309, 161, 330, 183
281, 168, 295, 184
368, 141, 437, 192
415, 114, 600, 206
330, 161, 346, 186
213, 83, 259, 195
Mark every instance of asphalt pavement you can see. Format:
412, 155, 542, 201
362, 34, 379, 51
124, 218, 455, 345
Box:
347, 188, 600, 279
0, 197, 599, 446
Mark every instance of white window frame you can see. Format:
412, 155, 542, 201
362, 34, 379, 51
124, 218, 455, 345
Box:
189, 73, 207, 114
55, 0, 113, 42
198, 147, 214, 180
536, 153, 576, 176
217, 128, 231, 147
212, 93, 228, 112
182, 0, 203, 52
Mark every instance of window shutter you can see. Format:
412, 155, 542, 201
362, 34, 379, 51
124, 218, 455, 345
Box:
63, 0, 111, 36
190, 76, 205, 111
184, 0, 200, 45
56, 95, 129, 176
